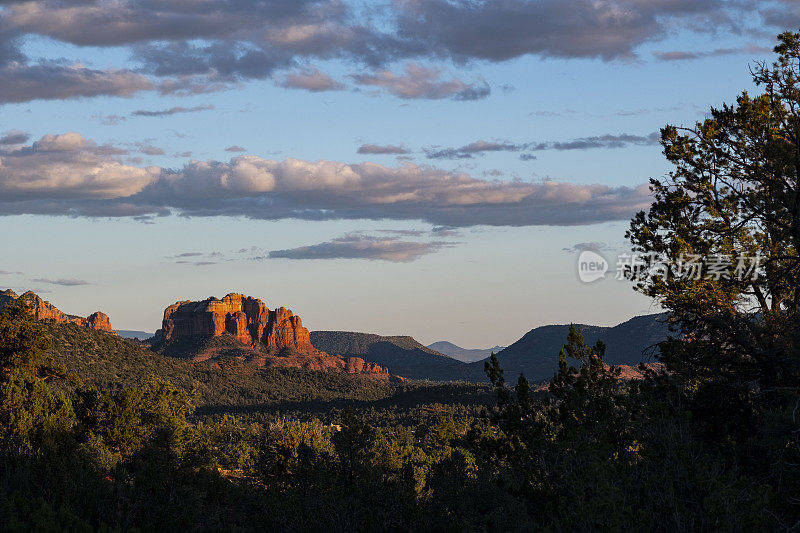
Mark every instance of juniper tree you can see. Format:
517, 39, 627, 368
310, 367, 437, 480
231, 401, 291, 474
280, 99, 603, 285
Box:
628, 31, 800, 417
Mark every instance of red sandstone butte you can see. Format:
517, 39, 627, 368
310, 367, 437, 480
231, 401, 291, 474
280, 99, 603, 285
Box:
155, 293, 314, 352
153, 293, 391, 377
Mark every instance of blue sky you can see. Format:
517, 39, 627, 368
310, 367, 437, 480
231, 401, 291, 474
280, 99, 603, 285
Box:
0, 1, 791, 346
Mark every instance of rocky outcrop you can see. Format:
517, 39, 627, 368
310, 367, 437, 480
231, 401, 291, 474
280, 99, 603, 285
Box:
85, 311, 114, 332
267, 353, 389, 376
0, 289, 115, 333
343, 357, 387, 375
155, 293, 314, 352
153, 293, 392, 378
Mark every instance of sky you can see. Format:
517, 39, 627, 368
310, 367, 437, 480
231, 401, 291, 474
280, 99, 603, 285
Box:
0, 0, 793, 347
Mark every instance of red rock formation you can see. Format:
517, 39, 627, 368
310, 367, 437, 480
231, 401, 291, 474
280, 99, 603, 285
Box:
343, 357, 386, 374
266, 353, 390, 377
85, 311, 114, 333
0, 289, 115, 333
155, 293, 392, 378
156, 293, 314, 353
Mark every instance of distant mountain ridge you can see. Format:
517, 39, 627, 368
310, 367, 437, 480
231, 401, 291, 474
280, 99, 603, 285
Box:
427, 341, 506, 363
461, 313, 672, 382
312, 314, 671, 383
310, 331, 465, 381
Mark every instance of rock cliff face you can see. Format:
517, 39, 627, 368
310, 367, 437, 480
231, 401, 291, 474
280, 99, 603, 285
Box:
153, 293, 390, 377
85, 311, 114, 332
155, 293, 313, 352
0, 289, 115, 333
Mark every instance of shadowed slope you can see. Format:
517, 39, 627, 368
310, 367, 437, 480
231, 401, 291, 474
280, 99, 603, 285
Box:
461, 313, 671, 382
310, 331, 465, 380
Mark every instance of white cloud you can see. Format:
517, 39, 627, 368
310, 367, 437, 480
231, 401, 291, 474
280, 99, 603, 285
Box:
0, 132, 653, 227
0, 133, 159, 199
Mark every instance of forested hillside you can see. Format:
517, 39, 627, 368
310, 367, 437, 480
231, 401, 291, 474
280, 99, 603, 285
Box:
42, 321, 492, 425
310, 330, 465, 380
461, 313, 671, 381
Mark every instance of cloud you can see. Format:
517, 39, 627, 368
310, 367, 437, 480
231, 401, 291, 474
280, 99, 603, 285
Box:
757, 3, 800, 32
174, 260, 217, 266
530, 133, 660, 151
131, 105, 214, 117
132, 40, 290, 81
171, 252, 204, 258
425, 140, 528, 159
0, 0, 762, 105
30, 277, 91, 286
268, 233, 454, 262
0, 130, 29, 145
0, 132, 653, 227
0, 270, 23, 275
357, 144, 410, 155
2, 0, 745, 68
168, 250, 222, 265
562, 242, 616, 254
351, 63, 490, 100
0, 132, 159, 201
375, 229, 426, 237
98, 114, 126, 125
393, 0, 737, 62
155, 74, 233, 96
2, 0, 333, 47
0, 62, 153, 104
280, 65, 345, 92
0, 132, 159, 200
653, 44, 772, 61
430, 226, 460, 237
424, 133, 659, 159
225, 145, 247, 152
135, 143, 165, 156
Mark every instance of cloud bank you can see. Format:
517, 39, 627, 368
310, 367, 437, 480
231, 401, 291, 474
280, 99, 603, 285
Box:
0, 132, 653, 227
0, 0, 778, 103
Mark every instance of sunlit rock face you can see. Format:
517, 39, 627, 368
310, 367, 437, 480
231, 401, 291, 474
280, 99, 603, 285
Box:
0, 289, 115, 333
153, 293, 391, 377
156, 293, 313, 352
